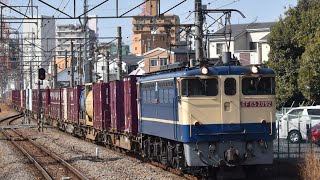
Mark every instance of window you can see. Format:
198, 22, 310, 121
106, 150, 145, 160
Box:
157, 80, 175, 104
307, 109, 320, 120
216, 43, 224, 55
150, 59, 158, 67
181, 78, 218, 96
160, 36, 165, 41
224, 78, 236, 96
242, 77, 275, 95
135, 47, 137, 50
141, 82, 156, 104
160, 58, 167, 66
287, 109, 303, 121
249, 42, 257, 51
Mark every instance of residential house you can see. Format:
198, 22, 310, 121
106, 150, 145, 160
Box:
207, 22, 276, 65
143, 47, 195, 73
94, 54, 143, 82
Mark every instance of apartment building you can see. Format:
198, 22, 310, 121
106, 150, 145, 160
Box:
131, 0, 180, 55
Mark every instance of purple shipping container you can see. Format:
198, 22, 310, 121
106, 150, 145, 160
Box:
93, 83, 111, 130
67, 88, 72, 123
110, 81, 124, 132
41, 89, 50, 116
67, 86, 82, 124
12, 90, 20, 107
22, 90, 26, 109
123, 76, 138, 135
50, 89, 61, 119
32, 89, 38, 114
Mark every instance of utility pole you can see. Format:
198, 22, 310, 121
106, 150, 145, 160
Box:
83, 0, 89, 83
106, 50, 110, 83
21, 34, 24, 89
117, 26, 122, 80
64, 50, 67, 69
194, 0, 204, 65
79, 45, 82, 85
29, 64, 32, 89
53, 62, 57, 88
70, 41, 74, 87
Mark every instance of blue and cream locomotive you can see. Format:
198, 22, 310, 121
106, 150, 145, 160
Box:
138, 61, 276, 172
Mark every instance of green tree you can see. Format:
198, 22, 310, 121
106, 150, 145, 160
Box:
267, 0, 320, 107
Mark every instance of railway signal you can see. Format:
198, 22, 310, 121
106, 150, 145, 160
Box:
38, 68, 46, 80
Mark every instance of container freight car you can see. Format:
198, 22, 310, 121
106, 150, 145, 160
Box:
32, 89, 38, 116
61, 88, 68, 121
93, 83, 111, 131
85, 83, 111, 140
26, 89, 32, 112
123, 76, 138, 135
41, 89, 50, 118
49, 89, 61, 122
110, 80, 124, 132
21, 90, 26, 111
12, 90, 21, 110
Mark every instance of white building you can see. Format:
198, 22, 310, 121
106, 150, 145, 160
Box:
23, 16, 55, 89
207, 22, 275, 65
94, 55, 143, 82
56, 23, 96, 58
179, 26, 195, 50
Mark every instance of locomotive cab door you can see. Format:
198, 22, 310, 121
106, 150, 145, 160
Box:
220, 76, 241, 132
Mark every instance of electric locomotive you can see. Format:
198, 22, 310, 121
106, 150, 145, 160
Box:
138, 57, 276, 171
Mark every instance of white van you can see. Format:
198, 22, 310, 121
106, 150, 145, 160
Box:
278, 106, 320, 143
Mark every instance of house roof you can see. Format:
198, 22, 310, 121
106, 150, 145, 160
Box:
211, 22, 276, 39
110, 54, 143, 66
259, 33, 270, 42
143, 47, 195, 56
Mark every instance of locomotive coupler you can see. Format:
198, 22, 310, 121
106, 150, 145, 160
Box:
224, 147, 239, 166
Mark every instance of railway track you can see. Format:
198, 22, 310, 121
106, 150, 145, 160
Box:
0, 115, 89, 180
0, 113, 24, 125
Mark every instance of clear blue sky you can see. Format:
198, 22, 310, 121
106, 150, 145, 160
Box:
9, 0, 297, 45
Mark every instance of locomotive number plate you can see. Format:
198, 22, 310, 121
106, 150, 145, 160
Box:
241, 101, 272, 107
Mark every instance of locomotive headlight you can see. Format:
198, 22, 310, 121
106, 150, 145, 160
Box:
200, 66, 209, 75
251, 66, 259, 74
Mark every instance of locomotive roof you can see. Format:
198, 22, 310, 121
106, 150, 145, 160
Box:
139, 66, 275, 82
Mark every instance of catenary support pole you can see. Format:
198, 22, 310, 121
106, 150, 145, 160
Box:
117, 26, 122, 80
194, 0, 204, 65
70, 41, 74, 87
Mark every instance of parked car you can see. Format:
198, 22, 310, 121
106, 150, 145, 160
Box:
278, 106, 320, 143
310, 123, 320, 145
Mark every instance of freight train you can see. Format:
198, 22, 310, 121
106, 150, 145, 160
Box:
9, 61, 276, 177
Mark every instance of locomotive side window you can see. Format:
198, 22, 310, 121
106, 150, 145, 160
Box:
242, 77, 275, 95
181, 78, 218, 96
224, 78, 236, 96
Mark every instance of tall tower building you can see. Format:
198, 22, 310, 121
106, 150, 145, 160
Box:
131, 0, 180, 55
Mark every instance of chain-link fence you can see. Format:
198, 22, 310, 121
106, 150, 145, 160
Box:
274, 107, 320, 160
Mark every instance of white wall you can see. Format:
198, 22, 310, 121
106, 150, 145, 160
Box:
208, 40, 234, 58
261, 42, 270, 63
248, 31, 269, 42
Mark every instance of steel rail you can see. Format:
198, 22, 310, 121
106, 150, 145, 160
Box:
10, 128, 89, 180
0, 128, 53, 180
0, 113, 23, 124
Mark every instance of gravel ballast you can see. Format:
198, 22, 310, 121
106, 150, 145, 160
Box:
26, 128, 183, 179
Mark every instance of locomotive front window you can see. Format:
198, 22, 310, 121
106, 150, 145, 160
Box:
181, 78, 218, 96
242, 77, 275, 95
